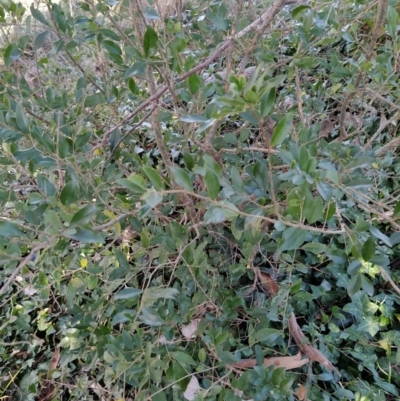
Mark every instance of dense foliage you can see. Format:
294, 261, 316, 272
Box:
0, 0, 400, 400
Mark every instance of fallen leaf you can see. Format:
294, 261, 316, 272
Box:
229, 351, 309, 370
258, 272, 279, 296
288, 313, 339, 375
184, 375, 201, 400
158, 335, 175, 344
297, 384, 307, 400
38, 347, 61, 401
181, 319, 200, 339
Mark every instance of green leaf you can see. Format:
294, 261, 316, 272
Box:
358, 315, 380, 336
259, 88, 275, 117
84, 93, 106, 108
66, 284, 75, 309
271, 113, 292, 146
180, 114, 208, 123
34, 30, 49, 50
124, 60, 147, 79
0, 221, 24, 237
99, 28, 120, 41
112, 309, 136, 325
204, 206, 226, 224
208, 12, 227, 31
218, 200, 240, 220
346, 178, 373, 189
301, 242, 327, 254
369, 226, 392, 247
255, 328, 282, 343
278, 227, 306, 251
139, 307, 165, 326
316, 181, 333, 201
170, 351, 196, 365
60, 181, 80, 205
128, 77, 137, 94
63, 228, 106, 244
204, 168, 220, 200
30, 5, 49, 25
70, 204, 100, 228
327, 249, 347, 264
4, 44, 21, 67
244, 90, 258, 104
230, 167, 244, 192
143, 191, 163, 208
347, 273, 362, 297
292, 5, 311, 18
360, 274, 374, 297
142, 166, 164, 190
188, 73, 201, 95
142, 288, 179, 307
387, 5, 398, 38
117, 174, 148, 194
114, 288, 142, 300
44, 210, 61, 235
170, 166, 193, 192
361, 236, 375, 261
393, 201, 400, 218
263, 75, 286, 91
37, 175, 56, 197
152, 388, 167, 401
183, 151, 195, 170
102, 40, 122, 55
346, 156, 374, 171
305, 197, 323, 224
143, 26, 158, 57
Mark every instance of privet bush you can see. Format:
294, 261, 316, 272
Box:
0, 0, 400, 400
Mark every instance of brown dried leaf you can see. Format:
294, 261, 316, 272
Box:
288, 313, 339, 375
38, 347, 61, 401
229, 351, 309, 370
297, 384, 307, 400
49, 346, 61, 372
258, 272, 279, 296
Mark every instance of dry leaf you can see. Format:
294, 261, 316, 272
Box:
38, 347, 61, 401
258, 272, 279, 297
158, 335, 175, 344
319, 118, 335, 138
184, 375, 201, 400
229, 351, 309, 370
181, 319, 200, 339
288, 313, 339, 375
297, 384, 307, 400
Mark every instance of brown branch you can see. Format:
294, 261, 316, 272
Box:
0, 239, 55, 298
239, 0, 289, 72
100, 0, 294, 140
288, 313, 339, 375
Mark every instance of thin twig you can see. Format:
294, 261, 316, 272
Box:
0, 240, 55, 297
100, 1, 294, 139
379, 267, 400, 297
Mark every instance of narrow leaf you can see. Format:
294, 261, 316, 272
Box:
142, 166, 164, 190
0, 221, 24, 237
188, 73, 201, 95
204, 168, 220, 199
70, 204, 100, 228
393, 201, 400, 218
271, 113, 292, 146
16, 103, 29, 134
170, 166, 193, 192
361, 236, 375, 261
143, 26, 158, 57
114, 288, 142, 300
